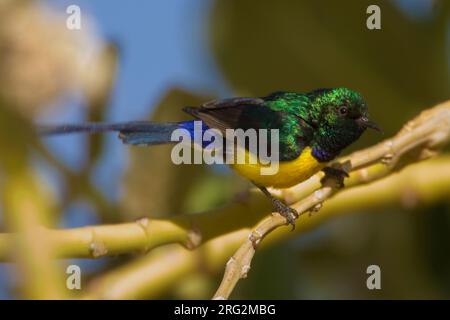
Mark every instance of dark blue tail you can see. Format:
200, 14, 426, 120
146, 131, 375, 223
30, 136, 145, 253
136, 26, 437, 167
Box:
118, 123, 180, 145
38, 120, 208, 146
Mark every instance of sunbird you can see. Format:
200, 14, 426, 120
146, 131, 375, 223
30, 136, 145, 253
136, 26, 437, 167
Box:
40, 87, 380, 227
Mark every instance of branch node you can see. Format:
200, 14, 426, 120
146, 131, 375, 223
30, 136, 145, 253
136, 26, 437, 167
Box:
314, 189, 326, 201
135, 217, 152, 252
419, 148, 438, 160
381, 153, 394, 164
241, 265, 251, 278
226, 256, 235, 268
383, 139, 395, 151
135, 217, 150, 228
309, 203, 323, 216
186, 225, 202, 250
358, 168, 370, 181
248, 229, 263, 247
402, 121, 415, 133
89, 230, 108, 258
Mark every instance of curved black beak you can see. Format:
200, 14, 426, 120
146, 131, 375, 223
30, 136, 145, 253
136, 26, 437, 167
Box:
356, 116, 383, 133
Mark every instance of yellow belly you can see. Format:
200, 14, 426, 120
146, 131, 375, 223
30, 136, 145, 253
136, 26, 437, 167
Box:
230, 147, 326, 188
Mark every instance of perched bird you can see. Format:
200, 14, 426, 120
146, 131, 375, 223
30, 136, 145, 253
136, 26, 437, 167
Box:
39, 88, 380, 227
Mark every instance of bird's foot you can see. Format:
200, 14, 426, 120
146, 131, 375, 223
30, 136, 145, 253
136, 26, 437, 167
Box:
321, 165, 349, 188
252, 182, 298, 230
271, 198, 298, 230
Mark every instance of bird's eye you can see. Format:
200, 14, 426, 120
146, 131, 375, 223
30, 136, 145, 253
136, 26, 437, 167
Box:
338, 106, 348, 115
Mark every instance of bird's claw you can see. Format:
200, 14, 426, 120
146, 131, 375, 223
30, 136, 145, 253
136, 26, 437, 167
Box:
321, 166, 349, 188
271, 198, 298, 230
253, 183, 298, 230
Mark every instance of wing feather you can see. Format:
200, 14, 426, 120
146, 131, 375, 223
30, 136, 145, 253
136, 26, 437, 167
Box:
183, 97, 266, 134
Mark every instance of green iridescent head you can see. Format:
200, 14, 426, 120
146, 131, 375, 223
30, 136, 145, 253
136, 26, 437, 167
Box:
307, 87, 381, 160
